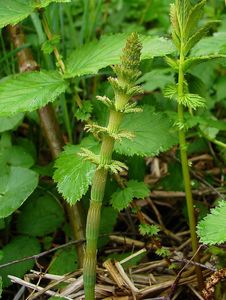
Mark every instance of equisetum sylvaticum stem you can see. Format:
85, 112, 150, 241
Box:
169, 0, 206, 289
177, 48, 204, 289
81, 33, 143, 299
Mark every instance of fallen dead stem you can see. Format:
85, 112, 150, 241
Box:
9, 251, 213, 300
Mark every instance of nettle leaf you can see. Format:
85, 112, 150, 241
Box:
111, 180, 149, 211
0, 236, 40, 287
197, 201, 226, 245
0, 0, 34, 29
49, 246, 77, 275
5, 146, 35, 168
17, 194, 65, 237
115, 105, 178, 157
65, 34, 175, 77
54, 137, 98, 205
176, 0, 191, 29
0, 167, 39, 218
138, 69, 174, 91
184, 21, 220, 55
41, 34, 61, 55
74, 100, 93, 121
183, 55, 226, 71
184, 0, 206, 39
191, 32, 226, 56
0, 71, 67, 116
37, 0, 71, 8
0, 0, 71, 29
0, 113, 24, 133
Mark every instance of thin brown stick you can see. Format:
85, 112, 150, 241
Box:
0, 239, 85, 270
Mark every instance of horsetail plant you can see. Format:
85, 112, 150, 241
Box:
80, 33, 143, 299
165, 0, 226, 289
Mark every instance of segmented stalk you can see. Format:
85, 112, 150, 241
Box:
83, 33, 142, 299
177, 38, 204, 290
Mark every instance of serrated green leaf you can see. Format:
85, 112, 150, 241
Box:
184, 0, 206, 39
41, 34, 61, 55
0, 167, 39, 218
139, 224, 160, 236
0, 0, 71, 29
0, 71, 67, 116
54, 137, 98, 204
5, 146, 34, 168
170, 3, 180, 40
138, 69, 174, 91
0, 236, 40, 287
17, 194, 65, 236
49, 246, 77, 275
191, 32, 226, 56
183, 55, 226, 71
184, 21, 220, 55
0, 113, 24, 133
197, 201, 226, 245
0, 0, 34, 29
37, 0, 71, 8
111, 180, 149, 211
74, 100, 93, 121
65, 34, 175, 78
115, 105, 178, 157
176, 0, 191, 31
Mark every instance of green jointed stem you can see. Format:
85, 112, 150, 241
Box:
83, 33, 142, 300
177, 43, 204, 289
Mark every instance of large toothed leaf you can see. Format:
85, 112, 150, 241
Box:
38, 0, 71, 8
197, 201, 226, 245
0, 71, 67, 116
184, 54, 226, 71
115, 105, 178, 157
0, 0, 71, 29
191, 32, 226, 56
184, 0, 206, 39
54, 137, 99, 205
0, 0, 34, 28
0, 167, 39, 218
0, 236, 40, 287
184, 21, 220, 55
111, 180, 149, 211
17, 194, 65, 237
0, 113, 24, 133
65, 34, 175, 78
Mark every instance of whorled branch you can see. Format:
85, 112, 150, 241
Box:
83, 33, 142, 300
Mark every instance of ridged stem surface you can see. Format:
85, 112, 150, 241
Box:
84, 111, 122, 299
178, 46, 204, 289
83, 33, 142, 299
